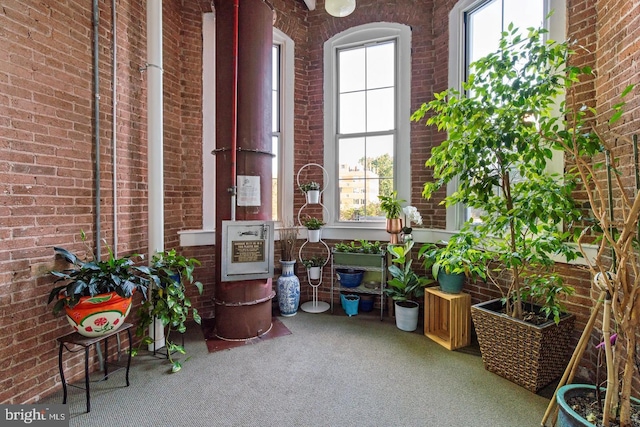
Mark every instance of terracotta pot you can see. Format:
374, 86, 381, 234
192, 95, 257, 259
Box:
63, 292, 133, 337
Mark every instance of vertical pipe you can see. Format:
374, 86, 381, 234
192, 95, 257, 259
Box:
93, 0, 101, 260
147, 0, 164, 256
230, 0, 240, 221
111, 0, 118, 257
147, 0, 165, 351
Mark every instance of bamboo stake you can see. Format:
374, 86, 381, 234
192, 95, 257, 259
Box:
541, 291, 606, 426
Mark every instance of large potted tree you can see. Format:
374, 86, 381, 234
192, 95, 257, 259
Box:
412, 25, 584, 392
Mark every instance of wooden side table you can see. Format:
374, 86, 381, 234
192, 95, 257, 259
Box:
424, 288, 471, 350
57, 323, 133, 413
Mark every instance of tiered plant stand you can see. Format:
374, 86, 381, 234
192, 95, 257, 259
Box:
297, 163, 330, 313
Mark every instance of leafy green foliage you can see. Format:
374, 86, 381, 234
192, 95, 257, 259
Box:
48, 233, 150, 314
411, 25, 586, 322
299, 181, 320, 192
384, 241, 433, 302
378, 191, 405, 219
333, 240, 384, 254
302, 216, 325, 230
136, 249, 203, 373
419, 231, 487, 280
302, 255, 326, 268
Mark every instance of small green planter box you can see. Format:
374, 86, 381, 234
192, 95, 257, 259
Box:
332, 251, 385, 268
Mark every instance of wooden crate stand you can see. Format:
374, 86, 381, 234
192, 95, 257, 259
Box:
424, 287, 471, 350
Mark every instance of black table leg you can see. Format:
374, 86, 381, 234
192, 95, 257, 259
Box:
84, 346, 90, 413
58, 342, 67, 404
104, 337, 109, 380
125, 328, 131, 387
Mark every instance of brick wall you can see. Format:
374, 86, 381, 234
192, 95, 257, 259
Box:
0, 0, 212, 404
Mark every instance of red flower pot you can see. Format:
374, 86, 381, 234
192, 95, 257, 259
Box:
63, 292, 133, 337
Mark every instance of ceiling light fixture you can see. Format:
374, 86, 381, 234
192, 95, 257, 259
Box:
325, 0, 356, 17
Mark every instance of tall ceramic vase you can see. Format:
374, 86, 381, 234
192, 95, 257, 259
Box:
277, 260, 300, 317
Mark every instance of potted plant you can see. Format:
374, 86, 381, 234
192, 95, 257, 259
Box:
546, 84, 638, 426
300, 181, 321, 204
384, 241, 432, 331
48, 231, 151, 337
378, 191, 405, 244
276, 225, 300, 317
134, 249, 203, 373
411, 26, 582, 391
419, 231, 486, 294
302, 216, 325, 243
302, 255, 326, 280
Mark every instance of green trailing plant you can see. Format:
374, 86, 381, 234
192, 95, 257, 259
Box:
378, 191, 404, 219
411, 25, 583, 324
48, 231, 150, 314
384, 241, 432, 302
302, 216, 325, 230
419, 231, 487, 281
299, 181, 320, 192
302, 255, 326, 269
134, 249, 203, 373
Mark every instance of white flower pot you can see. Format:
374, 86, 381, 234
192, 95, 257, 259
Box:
394, 300, 419, 331
307, 228, 321, 243
305, 190, 320, 204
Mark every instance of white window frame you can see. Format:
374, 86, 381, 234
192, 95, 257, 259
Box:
445, 0, 566, 231
323, 23, 411, 240
180, 16, 295, 246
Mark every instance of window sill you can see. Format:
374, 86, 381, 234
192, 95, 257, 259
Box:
178, 226, 597, 267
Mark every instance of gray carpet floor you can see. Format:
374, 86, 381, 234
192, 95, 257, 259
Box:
41, 311, 552, 427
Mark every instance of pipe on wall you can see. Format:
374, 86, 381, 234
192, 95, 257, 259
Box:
147, 0, 166, 350
111, 0, 118, 256
92, 0, 101, 259
147, 0, 164, 256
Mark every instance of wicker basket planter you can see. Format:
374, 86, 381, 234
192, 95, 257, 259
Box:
471, 298, 575, 393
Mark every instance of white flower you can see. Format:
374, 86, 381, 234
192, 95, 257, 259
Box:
403, 205, 422, 226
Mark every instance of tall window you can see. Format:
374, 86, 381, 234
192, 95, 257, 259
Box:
447, 0, 565, 229
324, 23, 411, 226
272, 44, 281, 221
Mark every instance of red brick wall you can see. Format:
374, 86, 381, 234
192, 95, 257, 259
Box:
0, 0, 212, 404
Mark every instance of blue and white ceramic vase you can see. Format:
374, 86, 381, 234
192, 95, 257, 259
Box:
277, 260, 300, 317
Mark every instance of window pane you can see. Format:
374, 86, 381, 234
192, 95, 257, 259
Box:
337, 135, 394, 221
272, 135, 279, 221
504, 0, 544, 37
463, 0, 545, 224
339, 48, 365, 93
366, 42, 395, 89
272, 45, 280, 133
339, 92, 366, 134
467, 0, 502, 64
366, 88, 395, 132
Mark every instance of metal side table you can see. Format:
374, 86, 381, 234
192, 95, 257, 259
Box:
57, 323, 133, 413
